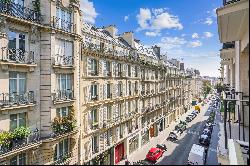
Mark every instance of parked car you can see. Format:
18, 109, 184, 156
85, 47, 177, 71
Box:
202, 129, 212, 138
186, 116, 193, 123
156, 144, 167, 151
191, 111, 198, 117
146, 147, 164, 162
167, 130, 181, 141
175, 123, 187, 133
199, 134, 211, 146
133, 160, 152, 165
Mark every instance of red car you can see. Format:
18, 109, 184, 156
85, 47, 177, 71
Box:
146, 147, 164, 162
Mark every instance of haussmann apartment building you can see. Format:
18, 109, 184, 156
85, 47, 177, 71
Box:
0, 0, 201, 165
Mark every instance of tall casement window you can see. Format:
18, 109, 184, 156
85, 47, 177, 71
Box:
118, 82, 122, 96
55, 39, 73, 66
92, 135, 99, 153
57, 74, 72, 92
10, 153, 26, 165
9, 72, 26, 95
128, 65, 131, 77
90, 84, 98, 100
107, 105, 112, 121
8, 30, 27, 54
10, 112, 26, 131
56, 7, 72, 32
54, 139, 70, 161
117, 63, 122, 76
56, 107, 70, 118
107, 83, 111, 99
91, 109, 98, 126
106, 61, 111, 76
88, 58, 98, 76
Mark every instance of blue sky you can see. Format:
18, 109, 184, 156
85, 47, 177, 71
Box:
80, 0, 223, 77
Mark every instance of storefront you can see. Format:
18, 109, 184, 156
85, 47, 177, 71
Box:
141, 129, 149, 146
85, 148, 113, 165
129, 135, 139, 154
115, 142, 124, 164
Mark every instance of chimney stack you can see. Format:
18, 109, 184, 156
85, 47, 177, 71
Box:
121, 31, 135, 48
104, 25, 116, 37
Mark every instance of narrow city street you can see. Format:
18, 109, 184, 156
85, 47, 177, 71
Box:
156, 105, 209, 165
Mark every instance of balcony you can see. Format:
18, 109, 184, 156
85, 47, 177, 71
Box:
0, 128, 41, 157
53, 90, 74, 103
51, 16, 76, 33
220, 42, 235, 59
0, 48, 36, 69
53, 55, 74, 69
0, 1, 42, 23
217, 0, 248, 42
107, 93, 112, 99
91, 95, 98, 101
89, 71, 98, 76
91, 122, 99, 130
0, 91, 35, 110
54, 152, 73, 165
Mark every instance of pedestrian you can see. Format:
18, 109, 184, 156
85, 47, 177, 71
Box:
125, 159, 130, 165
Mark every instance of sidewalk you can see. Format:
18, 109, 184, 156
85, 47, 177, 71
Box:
118, 108, 198, 165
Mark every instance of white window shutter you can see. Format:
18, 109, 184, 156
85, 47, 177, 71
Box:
100, 133, 104, 151
103, 84, 107, 99
99, 59, 103, 76
112, 62, 116, 77
87, 58, 92, 76
103, 106, 107, 122
99, 107, 103, 128
88, 111, 92, 132
103, 60, 107, 76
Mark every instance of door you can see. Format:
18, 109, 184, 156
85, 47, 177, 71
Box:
115, 143, 124, 164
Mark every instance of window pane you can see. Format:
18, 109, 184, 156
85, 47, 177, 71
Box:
64, 139, 69, 154
10, 156, 17, 165
9, 79, 17, 94
19, 79, 26, 94
56, 108, 61, 117
8, 31, 16, 49
18, 113, 26, 127
19, 153, 26, 165
19, 33, 26, 52
10, 114, 17, 131
59, 141, 64, 157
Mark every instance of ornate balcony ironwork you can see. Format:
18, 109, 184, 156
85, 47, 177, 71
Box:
223, 0, 241, 6
0, 91, 35, 108
51, 16, 76, 33
91, 95, 98, 101
0, 1, 42, 22
54, 55, 74, 67
1, 47, 35, 64
54, 90, 74, 101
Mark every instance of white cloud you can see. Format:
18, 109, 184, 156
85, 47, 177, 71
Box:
136, 8, 183, 34
188, 40, 202, 48
81, 0, 98, 24
158, 37, 187, 50
136, 8, 152, 29
124, 15, 129, 22
145, 31, 161, 37
192, 33, 199, 39
203, 32, 214, 38
204, 17, 213, 25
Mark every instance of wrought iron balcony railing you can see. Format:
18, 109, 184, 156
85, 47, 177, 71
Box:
223, 0, 241, 6
0, 91, 35, 108
0, 1, 42, 22
54, 55, 74, 67
1, 47, 35, 64
222, 42, 235, 50
51, 16, 76, 33
54, 90, 74, 101
91, 95, 98, 101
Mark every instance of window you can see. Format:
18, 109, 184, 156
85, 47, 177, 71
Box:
128, 65, 131, 77
107, 84, 111, 98
107, 105, 112, 121
54, 139, 70, 161
10, 113, 26, 131
106, 61, 111, 76
90, 84, 98, 100
88, 58, 98, 76
55, 39, 73, 65
56, 7, 72, 32
9, 72, 26, 94
118, 83, 122, 96
117, 63, 122, 76
57, 74, 72, 91
10, 152, 26, 165
91, 109, 98, 124
92, 135, 99, 153
118, 104, 122, 117
56, 107, 70, 118
8, 30, 26, 53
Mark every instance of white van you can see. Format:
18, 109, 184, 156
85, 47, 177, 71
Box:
188, 144, 205, 165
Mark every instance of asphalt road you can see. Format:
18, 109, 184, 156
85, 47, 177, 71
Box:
156, 105, 210, 165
